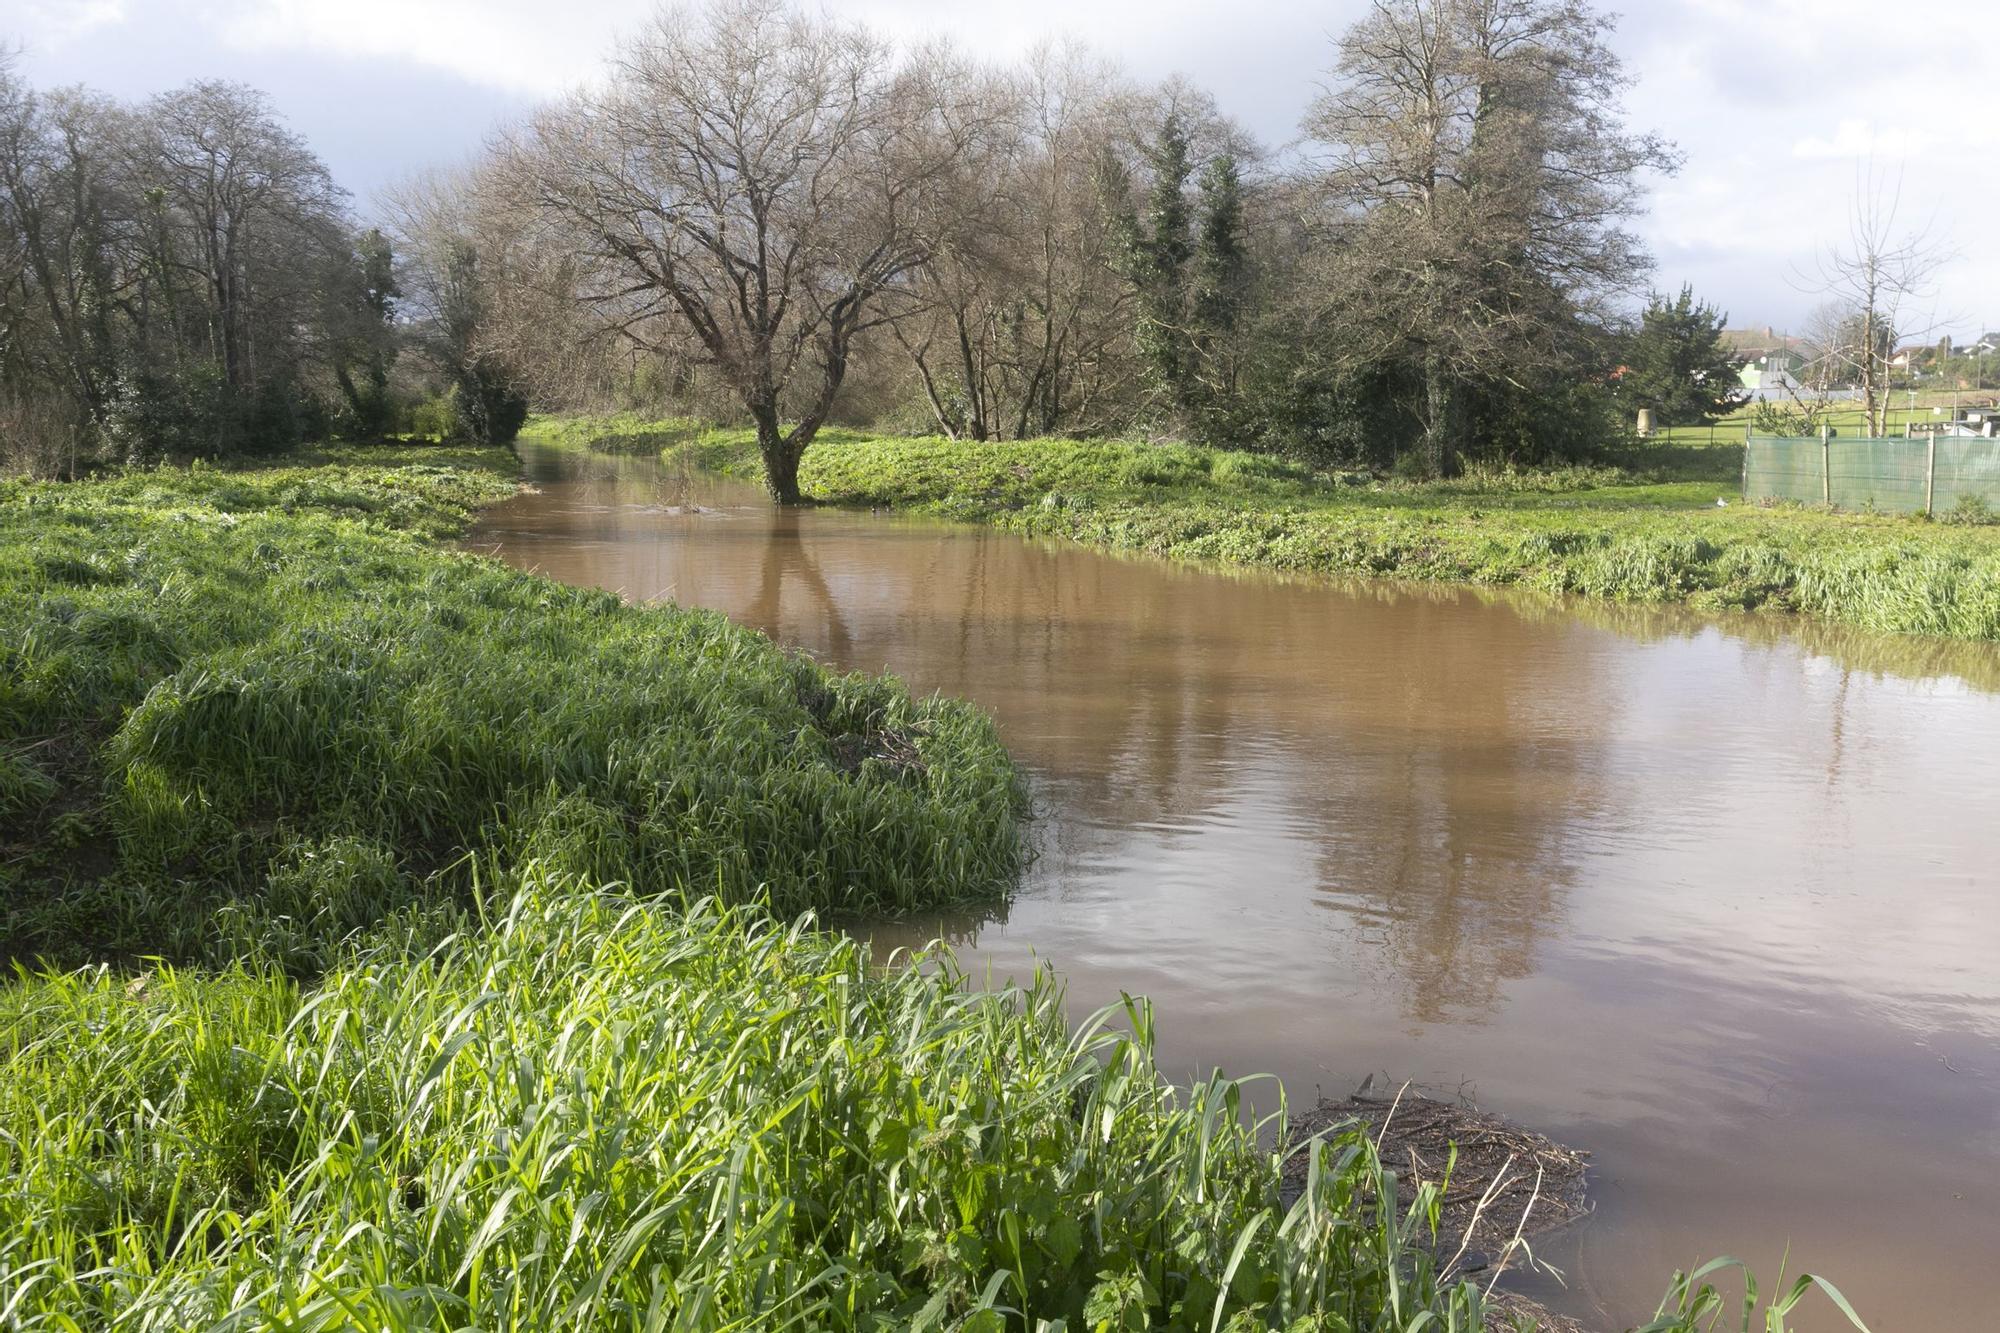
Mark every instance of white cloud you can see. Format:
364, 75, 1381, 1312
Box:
213, 0, 618, 93
1793, 119, 1935, 161
17, 0, 128, 47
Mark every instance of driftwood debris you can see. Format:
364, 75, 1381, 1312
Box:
1284, 1083, 1594, 1332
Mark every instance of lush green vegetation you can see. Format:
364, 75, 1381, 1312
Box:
1, 446, 1021, 969
1, 875, 1521, 1331
605, 419, 2000, 643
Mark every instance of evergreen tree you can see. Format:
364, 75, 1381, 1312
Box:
328, 228, 401, 438
1113, 117, 1252, 439
1122, 113, 1195, 414
1623, 285, 1745, 425
1189, 153, 1249, 438
1192, 155, 1246, 339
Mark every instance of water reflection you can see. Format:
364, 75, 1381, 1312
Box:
745, 508, 854, 661
472, 442, 2000, 1332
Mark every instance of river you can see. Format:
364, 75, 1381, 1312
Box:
471, 440, 2000, 1331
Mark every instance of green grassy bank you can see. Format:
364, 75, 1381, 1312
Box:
563, 416, 2000, 643
0, 444, 1022, 969
0, 443, 1865, 1330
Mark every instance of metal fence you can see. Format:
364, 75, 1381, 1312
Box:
1742, 432, 2000, 515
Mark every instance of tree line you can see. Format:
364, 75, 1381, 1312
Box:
0, 53, 520, 478
7, 0, 1757, 496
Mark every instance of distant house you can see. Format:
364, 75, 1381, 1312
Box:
1726, 328, 1814, 400
1736, 348, 1808, 398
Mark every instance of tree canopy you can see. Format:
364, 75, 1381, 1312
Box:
3, 0, 1684, 484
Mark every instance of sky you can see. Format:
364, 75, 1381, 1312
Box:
11, 0, 1998, 339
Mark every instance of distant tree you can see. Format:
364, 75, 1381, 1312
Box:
1111, 113, 1253, 441
1187, 153, 1250, 439
325, 227, 400, 437
137, 83, 345, 423
2, 65, 356, 469
1302, 0, 1677, 473
381, 170, 529, 446
883, 44, 1148, 443
1120, 112, 1195, 420
500, 0, 996, 502
0, 72, 121, 458
1192, 157, 1248, 353
1622, 285, 1744, 425
1799, 167, 1949, 437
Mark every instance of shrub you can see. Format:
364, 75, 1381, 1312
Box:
408, 391, 459, 441
106, 362, 228, 463
1940, 492, 1994, 526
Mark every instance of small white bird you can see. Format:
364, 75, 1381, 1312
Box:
1715, 498, 1728, 507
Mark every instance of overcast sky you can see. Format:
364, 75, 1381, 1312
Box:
12, 0, 1997, 338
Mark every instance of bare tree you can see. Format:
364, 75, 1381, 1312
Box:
502, 0, 997, 501
382, 165, 548, 441
137, 82, 345, 405
1302, 0, 1675, 473
1797, 166, 1950, 438
888, 43, 1145, 441
0, 71, 122, 452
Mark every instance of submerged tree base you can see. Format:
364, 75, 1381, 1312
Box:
1286, 1089, 1592, 1263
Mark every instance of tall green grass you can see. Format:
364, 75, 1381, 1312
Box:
2, 878, 1418, 1329
0, 452, 1022, 968
0, 875, 1867, 1331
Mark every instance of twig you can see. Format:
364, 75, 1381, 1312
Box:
1485, 1163, 1550, 1299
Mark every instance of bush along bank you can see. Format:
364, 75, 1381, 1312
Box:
0, 444, 1870, 1330
628, 423, 2000, 644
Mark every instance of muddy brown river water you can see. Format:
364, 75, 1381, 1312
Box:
474, 441, 2000, 1331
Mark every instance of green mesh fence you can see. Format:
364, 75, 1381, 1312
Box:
1743, 433, 2000, 514
1743, 434, 1827, 505
1934, 438, 2000, 516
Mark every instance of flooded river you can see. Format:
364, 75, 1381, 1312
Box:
473, 441, 2000, 1331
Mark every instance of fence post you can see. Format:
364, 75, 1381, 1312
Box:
1926, 434, 1937, 515
1741, 422, 1750, 501
1820, 424, 1831, 505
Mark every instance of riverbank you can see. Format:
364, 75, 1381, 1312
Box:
0, 442, 1868, 1330
1, 443, 1021, 971
553, 416, 2000, 643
